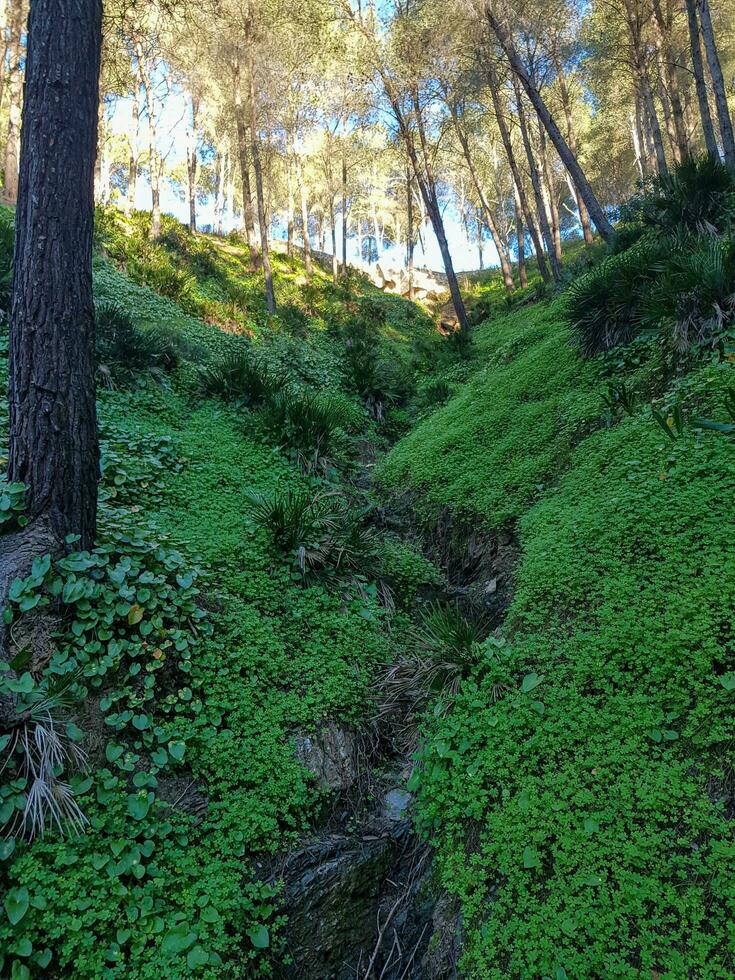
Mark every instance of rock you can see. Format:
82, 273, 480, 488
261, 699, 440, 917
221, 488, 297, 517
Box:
382, 787, 412, 822
484, 578, 498, 595
419, 891, 462, 979
294, 722, 357, 792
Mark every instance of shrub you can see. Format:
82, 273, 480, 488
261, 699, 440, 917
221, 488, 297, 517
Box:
566, 237, 662, 354
639, 236, 735, 351
0, 206, 15, 313
623, 155, 735, 236
249, 487, 374, 575
261, 390, 352, 471
197, 347, 285, 404
276, 302, 310, 337
96, 301, 182, 375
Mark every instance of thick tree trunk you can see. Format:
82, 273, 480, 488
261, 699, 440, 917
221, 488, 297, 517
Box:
233, 55, 257, 258
8, 0, 101, 553
696, 0, 735, 167
487, 61, 550, 281
186, 94, 199, 233
246, 46, 274, 313
486, 5, 613, 240
684, 0, 718, 158
3, 0, 24, 204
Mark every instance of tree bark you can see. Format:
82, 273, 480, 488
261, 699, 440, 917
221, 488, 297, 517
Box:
406, 166, 414, 300
126, 85, 140, 214
651, 0, 689, 161
245, 42, 275, 313
448, 100, 514, 291
8, 0, 101, 552
296, 154, 312, 277
683, 0, 718, 158
696, 0, 735, 167
329, 197, 338, 282
487, 60, 550, 281
486, 5, 613, 240
286, 156, 294, 257
135, 41, 161, 239
341, 143, 348, 274
233, 54, 257, 258
3, 0, 25, 204
512, 76, 561, 281
555, 62, 594, 243
513, 185, 528, 288
186, 93, 199, 233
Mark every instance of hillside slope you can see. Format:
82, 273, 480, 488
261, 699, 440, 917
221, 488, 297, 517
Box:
380, 295, 735, 977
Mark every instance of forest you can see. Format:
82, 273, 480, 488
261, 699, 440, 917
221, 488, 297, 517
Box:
0, 0, 734, 977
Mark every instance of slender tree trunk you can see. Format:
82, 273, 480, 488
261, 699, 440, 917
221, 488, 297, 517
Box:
286, 157, 294, 257
555, 62, 594, 243
341, 144, 348, 274
487, 60, 550, 281
448, 100, 514, 291
296, 155, 312, 277
246, 46, 274, 313
513, 186, 528, 288
329, 197, 338, 282
8, 0, 101, 556
126, 86, 140, 214
696, 0, 735, 167
186, 94, 199, 233
135, 43, 161, 239
233, 55, 257, 258
3, 0, 24, 204
486, 5, 613, 240
513, 77, 561, 281
684, 0, 718, 158
476, 208, 484, 270
538, 126, 562, 262
406, 166, 414, 300
652, 0, 689, 160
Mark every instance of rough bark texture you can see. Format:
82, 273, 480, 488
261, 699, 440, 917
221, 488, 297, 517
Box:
696, 0, 735, 167
406, 166, 414, 300
684, 0, 718, 158
8, 0, 101, 553
486, 5, 613, 241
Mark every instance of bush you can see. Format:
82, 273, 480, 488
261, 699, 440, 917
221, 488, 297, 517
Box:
96, 301, 183, 375
197, 347, 285, 404
623, 155, 735, 237
249, 487, 374, 575
261, 389, 352, 471
566, 237, 662, 355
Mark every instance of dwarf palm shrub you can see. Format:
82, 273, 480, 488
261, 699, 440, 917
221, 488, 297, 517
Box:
96, 301, 182, 375
197, 347, 285, 404
261, 390, 352, 472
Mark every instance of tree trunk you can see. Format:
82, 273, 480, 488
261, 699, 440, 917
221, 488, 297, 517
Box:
135, 42, 161, 239
126, 85, 140, 214
3, 0, 24, 204
8, 0, 101, 553
538, 126, 562, 262
233, 54, 257, 259
513, 186, 528, 288
696, 0, 735, 167
341, 144, 348, 274
486, 6, 613, 240
286, 157, 294, 257
652, 0, 689, 161
246, 46, 274, 313
487, 60, 550, 281
296, 155, 312, 278
329, 198, 338, 283
684, 0, 718, 158
186, 94, 199, 233
513, 77, 561, 281
448, 100, 514, 291
555, 61, 594, 243
406, 166, 414, 300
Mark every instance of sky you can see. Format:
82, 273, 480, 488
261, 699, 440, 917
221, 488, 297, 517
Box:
107, 91, 501, 275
